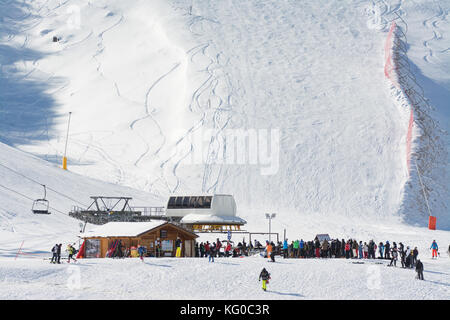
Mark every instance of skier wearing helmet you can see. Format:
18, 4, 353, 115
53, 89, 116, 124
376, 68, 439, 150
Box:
259, 268, 271, 291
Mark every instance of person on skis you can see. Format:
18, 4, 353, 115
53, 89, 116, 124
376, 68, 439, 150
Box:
259, 268, 271, 291
388, 247, 398, 267
138, 245, 147, 261
51, 244, 58, 264
56, 243, 62, 264
415, 259, 424, 280
67, 244, 77, 263
430, 240, 438, 258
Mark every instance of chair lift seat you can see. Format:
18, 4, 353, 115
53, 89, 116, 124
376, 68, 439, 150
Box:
32, 199, 50, 214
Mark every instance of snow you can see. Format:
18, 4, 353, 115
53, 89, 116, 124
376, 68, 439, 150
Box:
0, 141, 164, 256
0, 0, 449, 300
1, 253, 449, 300
81, 221, 166, 238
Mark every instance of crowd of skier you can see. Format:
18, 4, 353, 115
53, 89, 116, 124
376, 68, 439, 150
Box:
194, 238, 445, 282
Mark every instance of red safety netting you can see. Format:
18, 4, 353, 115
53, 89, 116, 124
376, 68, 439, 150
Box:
384, 21, 414, 176
406, 107, 414, 175
384, 22, 399, 88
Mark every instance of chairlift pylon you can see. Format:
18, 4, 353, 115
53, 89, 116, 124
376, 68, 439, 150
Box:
32, 184, 50, 214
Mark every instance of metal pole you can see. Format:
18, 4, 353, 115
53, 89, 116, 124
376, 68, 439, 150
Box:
269, 217, 271, 243
63, 112, 72, 170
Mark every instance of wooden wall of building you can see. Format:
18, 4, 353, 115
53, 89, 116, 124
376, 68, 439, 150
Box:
85, 223, 197, 258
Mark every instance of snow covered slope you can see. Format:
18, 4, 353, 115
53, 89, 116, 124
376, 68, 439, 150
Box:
1, 254, 449, 299
0, 142, 163, 256
0, 0, 448, 231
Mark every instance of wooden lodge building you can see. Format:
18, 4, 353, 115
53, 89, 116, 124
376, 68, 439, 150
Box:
81, 221, 198, 258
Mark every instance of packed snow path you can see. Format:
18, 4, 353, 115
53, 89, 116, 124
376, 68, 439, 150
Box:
1, 254, 449, 299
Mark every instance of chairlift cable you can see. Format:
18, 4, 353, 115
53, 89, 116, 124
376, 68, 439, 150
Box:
0, 183, 69, 216
0, 163, 88, 207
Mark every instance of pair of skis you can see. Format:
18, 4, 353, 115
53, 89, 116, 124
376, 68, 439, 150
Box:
107, 240, 119, 258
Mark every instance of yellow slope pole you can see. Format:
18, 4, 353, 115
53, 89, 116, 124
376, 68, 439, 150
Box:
63, 112, 72, 170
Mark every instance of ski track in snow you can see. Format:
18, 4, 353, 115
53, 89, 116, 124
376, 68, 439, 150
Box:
422, 0, 448, 64
130, 62, 181, 168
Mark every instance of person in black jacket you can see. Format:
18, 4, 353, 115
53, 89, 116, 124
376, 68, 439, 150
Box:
412, 247, 419, 266
415, 260, 424, 280
200, 242, 205, 258
51, 244, 58, 264
314, 239, 321, 258
335, 239, 341, 258
55, 243, 62, 264
384, 241, 391, 259
400, 248, 406, 268
209, 243, 216, 262
259, 268, 271, 291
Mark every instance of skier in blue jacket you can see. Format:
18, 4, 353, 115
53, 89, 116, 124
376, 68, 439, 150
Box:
138, 245, 146, 261
430, 240, 439, 258
299, 239, 305, 258
378, 242, 384, 259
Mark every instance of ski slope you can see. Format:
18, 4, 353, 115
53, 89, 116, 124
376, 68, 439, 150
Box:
1, 0, 449, 228
0, 0, 449, 233
0, 142, 163, 257
0, 0, 450, 301
1, 252, 449, 300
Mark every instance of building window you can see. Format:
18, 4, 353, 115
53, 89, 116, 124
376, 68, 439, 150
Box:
160, 229, 168, 238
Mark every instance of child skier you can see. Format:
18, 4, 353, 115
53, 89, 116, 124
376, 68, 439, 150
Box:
259, 268, 271, 291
